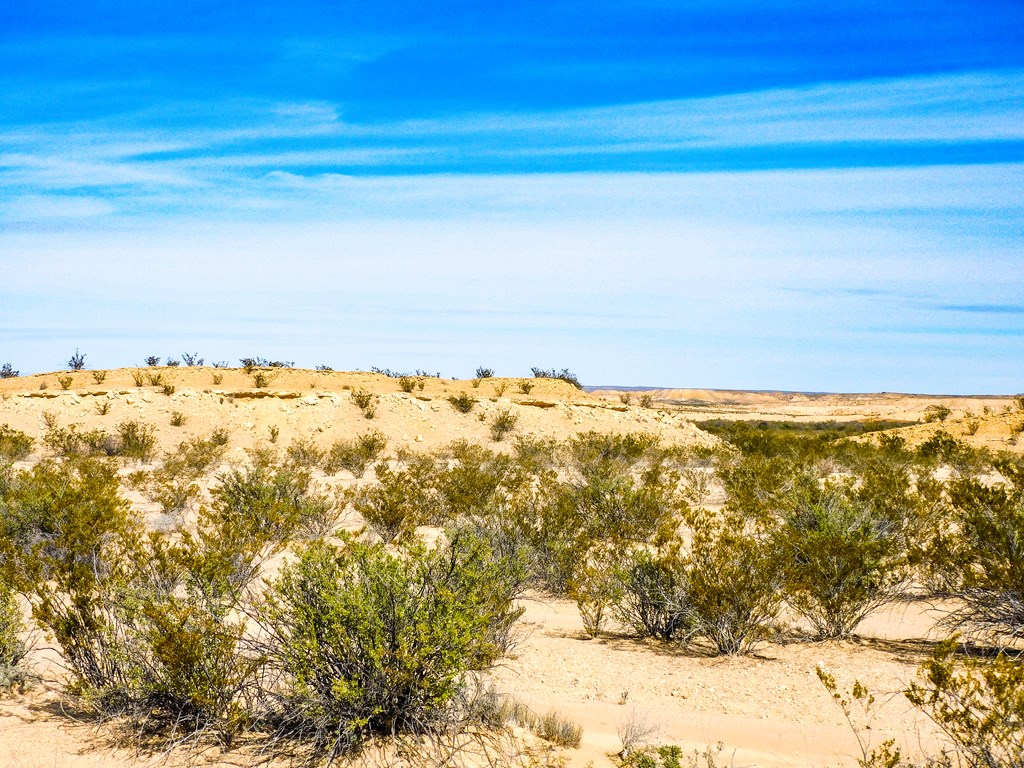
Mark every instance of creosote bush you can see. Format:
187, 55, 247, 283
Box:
530, 367, 582, 389
257, 531, 525, 759
906, 639, 1024, 768
685, 511, 783, 655
0, 425, 33, 461
351, 462, 437, 542
0, 584, 30, 692
43, 420, 156, 462
489, 409, 518, 441
448, 392, 477, 413
613, 550, 694, 643
324, 431, 387, 478
939, 464, 1024, 640
778, 481, 908, 639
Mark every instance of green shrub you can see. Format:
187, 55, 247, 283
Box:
917, 431, 989, 475
778, 482, 908, 639
161, 383, 176, 396
118, 420, 157, 462
252, 371, 269, 388
448, 392, 476, 413
210, 458, 336, 545
91, 370, 107, 384
685, 512, 783, 655
518, 380, 534, 394
0, 425, 33, 461
0, 458, 142, 693
489, 409, 518, 441
169, 411, 186, 427
44, 423, 150, 459
530, 367, 582, 389
286, 438, 325, 469
58, 374, 74, 390
324, 431, 387, 478
398, 376, 416, 393
430, 442, 525, 522
142, 432, 230, 515
351, 463, 437, 542
570, 556, 622, 638
906, 639, 1024, 768
134, 593, 257, 735
924, 404, 952, 423
941, 469, 1024, 639
0, 363, 18, 379
351, 388, 373, 409
258, 531, 525, 757
613, 550, 694, 643
0, 585, 30, 692
569, 431, 660, 476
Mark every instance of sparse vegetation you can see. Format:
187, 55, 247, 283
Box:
257, 531, 524, 758
0, 425, 33, 461
924, 404, 953, 423
57, 375, 73, 390
519, 380, 534, 394
0, 585, 31, 692
3, 360, 1024, 765
145, 356, 161, 366
0, 363, 18, 379
489, 408, 518, 441
448, 392, 477, 414
530, 367, 582, 389
67, 349, 86, 371
91, 370, 107, 384
324, 431, 388, 478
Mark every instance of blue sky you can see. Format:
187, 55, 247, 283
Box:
1, 1, 1022, 392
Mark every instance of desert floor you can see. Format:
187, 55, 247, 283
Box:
1, 368, 1020, 767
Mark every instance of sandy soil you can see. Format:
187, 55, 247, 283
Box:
0, 369, 1018, 767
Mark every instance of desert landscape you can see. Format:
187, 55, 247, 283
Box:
0, 363, 1021, 768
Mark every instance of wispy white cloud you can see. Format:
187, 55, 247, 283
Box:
1, 69, 1021, 211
